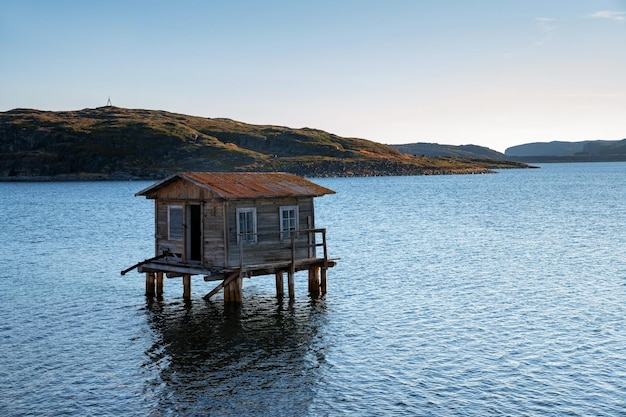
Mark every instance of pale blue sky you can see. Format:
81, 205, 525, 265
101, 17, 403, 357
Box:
2, 1, 625, 151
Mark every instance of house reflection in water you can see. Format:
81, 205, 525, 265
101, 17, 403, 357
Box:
142, 295, 329, 414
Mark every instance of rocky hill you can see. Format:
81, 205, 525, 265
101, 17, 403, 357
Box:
390, 143, 506, 160
505, 139, 626, 162
0, 106, 529, 180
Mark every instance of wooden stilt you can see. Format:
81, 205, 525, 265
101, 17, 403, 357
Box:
203, 271, 239, 301
226, 275, 243, 303
289, 234, 296, 299
155, 272, 164, 297
320, 267, 328, 294
224, 279, 231, 302
275, 272, 284, 298
229, 279, 236, 301
287, 270, 295, 299
182, 274, 191, 300
308, 267, 321, 295
218, 269, 243, 303
145, 272, 155, 297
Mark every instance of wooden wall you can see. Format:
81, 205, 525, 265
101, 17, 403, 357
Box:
154, 199, 226, 267
150, 180, 220, 200
155, 200, 184, 259
149, 182, 318, 270
202, 201, 226, 266
225, 197, 315, 267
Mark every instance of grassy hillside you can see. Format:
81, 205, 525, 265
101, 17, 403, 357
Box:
0, 106, 528, 180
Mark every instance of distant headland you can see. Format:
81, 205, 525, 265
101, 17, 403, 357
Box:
0, 106, 532, 181
504, 139, 626, 163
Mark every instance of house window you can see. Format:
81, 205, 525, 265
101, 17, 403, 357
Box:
236, 207, 257, 243
168, 205, 183, 240
280, 205, 299, 240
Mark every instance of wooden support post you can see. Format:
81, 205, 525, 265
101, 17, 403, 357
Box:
275, 272, 284, 298
225, 275, 243, 303
229, 279, 236, 301
321, 229, 329, 295
308, 266, 321, 295
155, 272, 164, 297
320, 267, 328, 294
289, 234, 296, 298
288, 270, 295, 299
224, 280, 231, 302
204, 280, 225, 301
203, 271, 239, 301
182, 274, 191, 300
234, 273, 243, 302
145, 272, 155, 297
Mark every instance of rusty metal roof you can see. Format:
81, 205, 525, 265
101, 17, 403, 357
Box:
135, 172, 336, 200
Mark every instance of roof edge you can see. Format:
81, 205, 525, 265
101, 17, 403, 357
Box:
135, 172, 336, 199
134, 173, 182, 197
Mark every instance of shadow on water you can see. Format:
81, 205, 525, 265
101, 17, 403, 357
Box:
141, 294, 329, 416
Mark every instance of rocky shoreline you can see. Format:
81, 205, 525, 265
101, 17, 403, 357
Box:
0, 161, 500, 181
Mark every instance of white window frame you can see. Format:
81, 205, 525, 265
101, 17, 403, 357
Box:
236, 207, 257, 244
280, 205, 299, 241
168, 205, 184, 240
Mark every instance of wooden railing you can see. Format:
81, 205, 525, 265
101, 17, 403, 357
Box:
237, 228, 329, 268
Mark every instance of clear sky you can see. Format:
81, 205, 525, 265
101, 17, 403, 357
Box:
2, 0, 625, 152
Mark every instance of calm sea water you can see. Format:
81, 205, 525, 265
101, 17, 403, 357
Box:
1, 163, 625, 416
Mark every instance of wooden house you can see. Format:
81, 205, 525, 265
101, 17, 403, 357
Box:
122, 172, 336, 302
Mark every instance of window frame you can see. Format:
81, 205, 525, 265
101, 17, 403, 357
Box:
168, 205, 184, 240
236, 207, 257, 244
279, 205, 299, 241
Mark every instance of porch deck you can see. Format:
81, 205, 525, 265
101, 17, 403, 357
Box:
123, 229, 336, 302
136, 256, 337, 281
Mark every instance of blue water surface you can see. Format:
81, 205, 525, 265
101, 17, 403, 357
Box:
1, 162, 625, 416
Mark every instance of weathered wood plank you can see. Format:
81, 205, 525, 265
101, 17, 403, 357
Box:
182, 274, 191, 300
145, 272, 155, 297
308, 267, 321, 295
275, 272, 284, 298
203, 271, 240, 300
156, 272, 164, 296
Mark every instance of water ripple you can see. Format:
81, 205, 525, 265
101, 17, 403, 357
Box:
2, 165, 626, 416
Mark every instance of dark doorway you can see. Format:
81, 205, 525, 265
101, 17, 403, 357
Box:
187, 205, 202, 262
